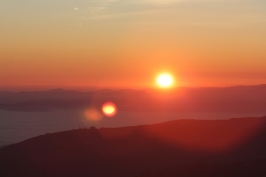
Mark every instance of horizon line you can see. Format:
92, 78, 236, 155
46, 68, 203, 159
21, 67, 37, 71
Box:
1, 83, 266, 93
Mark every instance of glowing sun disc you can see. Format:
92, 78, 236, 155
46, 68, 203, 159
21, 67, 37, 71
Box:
102, 102, 117, 117
157, 73, 174, 87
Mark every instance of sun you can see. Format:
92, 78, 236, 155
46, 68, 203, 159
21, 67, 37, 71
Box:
157, 73, 174, 88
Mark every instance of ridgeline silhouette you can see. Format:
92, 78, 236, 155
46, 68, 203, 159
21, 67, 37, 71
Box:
1, 117, 266, 177
1, 85, 266, 113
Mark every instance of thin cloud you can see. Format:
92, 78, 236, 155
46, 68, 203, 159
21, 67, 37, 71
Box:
88, 0, 119, 13
136, 0, 238, 4
144, 0, 184, 4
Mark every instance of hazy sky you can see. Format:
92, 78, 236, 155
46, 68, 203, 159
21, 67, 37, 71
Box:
1, 0, 266, 90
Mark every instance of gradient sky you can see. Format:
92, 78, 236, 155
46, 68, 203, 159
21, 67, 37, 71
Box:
1, 0, 266, 90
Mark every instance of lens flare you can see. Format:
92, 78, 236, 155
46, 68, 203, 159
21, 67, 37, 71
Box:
102, 102, 117, 117
84, 108, 103, 121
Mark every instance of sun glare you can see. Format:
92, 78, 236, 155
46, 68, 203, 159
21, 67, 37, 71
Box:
157, 73, 174, 88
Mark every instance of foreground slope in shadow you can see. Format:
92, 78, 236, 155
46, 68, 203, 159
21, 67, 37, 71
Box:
1, 117, 266, 177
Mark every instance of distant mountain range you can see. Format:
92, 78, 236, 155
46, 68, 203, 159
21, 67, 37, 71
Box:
1, 85, 266, 113
1, 117, 266, 177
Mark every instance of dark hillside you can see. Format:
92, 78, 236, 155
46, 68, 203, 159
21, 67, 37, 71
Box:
1, 117, 266, 177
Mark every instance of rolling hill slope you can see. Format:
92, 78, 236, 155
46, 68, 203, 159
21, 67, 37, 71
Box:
1, 117, 266, 177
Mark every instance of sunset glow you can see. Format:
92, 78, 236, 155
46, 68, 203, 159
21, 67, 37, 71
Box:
0, 0, 266, 90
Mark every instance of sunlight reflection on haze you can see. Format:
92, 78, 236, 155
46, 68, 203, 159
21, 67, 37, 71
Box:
144, 118, 266, 153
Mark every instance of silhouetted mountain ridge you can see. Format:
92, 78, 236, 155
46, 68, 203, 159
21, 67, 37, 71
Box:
1, 117, 266, 177
1, 85, 266, 113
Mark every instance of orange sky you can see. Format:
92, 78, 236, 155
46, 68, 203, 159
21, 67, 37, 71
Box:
1, 0, 266, 90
